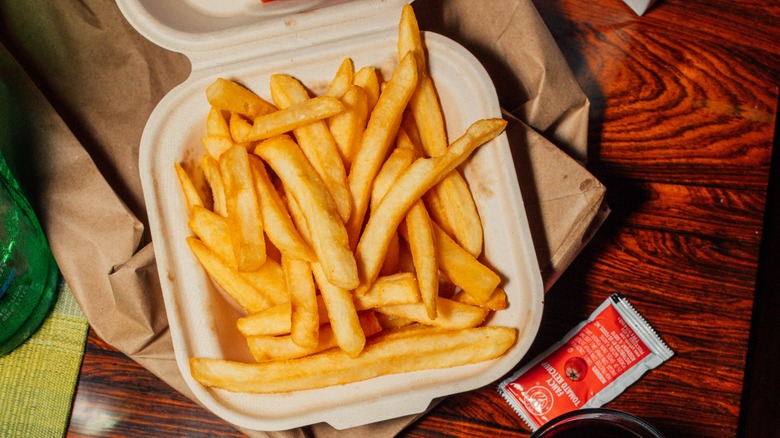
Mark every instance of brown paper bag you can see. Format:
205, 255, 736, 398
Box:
0, 0, 606, 435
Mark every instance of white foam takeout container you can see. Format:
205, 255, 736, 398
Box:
120, 0, 544, 431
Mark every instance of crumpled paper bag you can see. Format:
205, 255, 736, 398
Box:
0, 0, 607, 435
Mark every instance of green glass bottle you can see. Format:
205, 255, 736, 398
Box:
0, 77, 60, 357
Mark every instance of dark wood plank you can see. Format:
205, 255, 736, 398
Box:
67, 329, 244, 438
537, 1, 778, 190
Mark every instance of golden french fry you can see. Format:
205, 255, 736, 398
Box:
432, 222, 500, 303
238, 258, 289, 306
246, 311, 381, 362
229, 112, 254, 144
368, 146, 415, 278
346, 53, 418, 248
201, 135, 235, 159
219, 144, 266, 272
310, 262, 365, 357
424, 171, 483, 258
248, 155, 315, 262
404, 200, 438, 319
269, 74, 352, 222
376, 297, 488, 329
246, 95, 344, 142
328, 84, 369, 169
187, 205, 235, 264
398, 4, 426, 73
206, 106, 231, 137
282, 254, 319, 350
354, 118, 507, 293
190, 326, 516, 393
237, 296, 330, 338
409, 76, 448, 156
352, 272, 420, 310
199, 154, 227, 216
174, 162, 203, 210
401, 114, 484, 257
206, 78, 277, 119
452, 287, 508, 311
284, 197, 363, 356
398, 4, 448, 157
187, 237, 274, 314
370, 147, 415, 212
378, 137, 436, 316
353, 66, 380, 112
326, 58, 354, 99
254, 135, 358, 290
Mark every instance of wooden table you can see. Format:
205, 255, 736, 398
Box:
67, 0, 779, 436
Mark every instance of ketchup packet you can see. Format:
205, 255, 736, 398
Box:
498, 294, 673, 431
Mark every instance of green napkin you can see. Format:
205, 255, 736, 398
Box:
0, 281, 89, 437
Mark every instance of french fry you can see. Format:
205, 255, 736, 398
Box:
398, 3, 447, 157
354, 118, 507, 294
404, 201, 438, 319
206, 78, 277, 119
190, 326, 517, 393
352, 272, 420, 310
424, 172, 484, 258
201, 135, 235, 159
174, 162, 203, 211
432, 222, 500, 303
328, 84, 369, 169
326, 58, 354, 99
206, 106, 231, 137
245, 95, 344, 142
311, 262, 366, 358
345, 53, 418, 248
229, 112, 254, 144
452, 287, 508, 311
370, 147, 415, 212
237, 297, 329, 338
269, 74, 352, 222
254, 135, 358, 290
369, 146, 415, 278
284, 195, 365, 356
237, 258, 289, 306
248, 155, 315, 262
353, 66, 380, 112
376, 297, 488, 329
246, 311, 381, 362
219, 144, 266, 272
199, 154, 227, 217
187, 205, 235, 264
187, 237, 274, 314
282, 254, 319, 350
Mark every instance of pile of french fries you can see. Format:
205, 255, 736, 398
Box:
175, 5, 516, 394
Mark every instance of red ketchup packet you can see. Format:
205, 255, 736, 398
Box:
498, 293, 673, 431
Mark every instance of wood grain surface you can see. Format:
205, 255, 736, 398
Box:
66, 0, 779, 437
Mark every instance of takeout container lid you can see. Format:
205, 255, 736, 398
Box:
116, 0, 410, 69
120, 0, 544, 431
